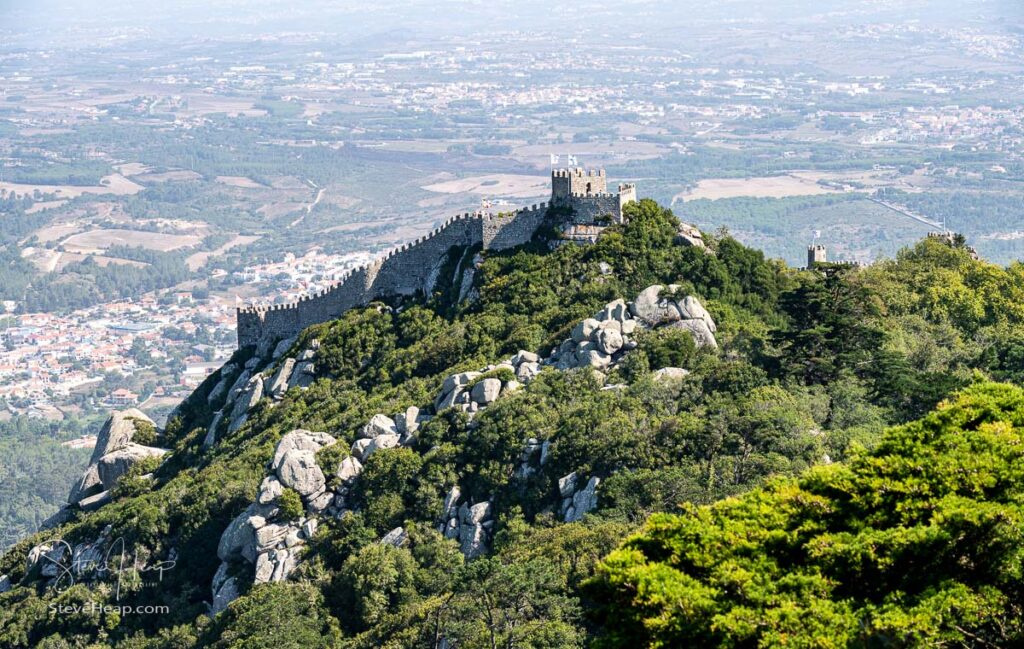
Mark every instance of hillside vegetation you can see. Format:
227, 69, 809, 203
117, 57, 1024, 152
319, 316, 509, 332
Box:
1, 199, 1023, 648
0, 419, 91, 549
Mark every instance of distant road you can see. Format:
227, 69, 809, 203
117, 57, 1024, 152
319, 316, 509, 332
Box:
289, 181, 325, 228
866, 197, 942, 230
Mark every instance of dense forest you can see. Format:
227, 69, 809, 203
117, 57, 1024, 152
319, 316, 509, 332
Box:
1, 199, 1023, 647
0, 418, 92, 550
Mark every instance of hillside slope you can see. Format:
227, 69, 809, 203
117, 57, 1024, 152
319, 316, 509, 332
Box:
1, 199, 1023, 648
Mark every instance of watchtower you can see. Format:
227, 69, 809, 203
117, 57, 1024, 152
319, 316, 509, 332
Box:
551, 168, 608, 201
807, 245, 827, 267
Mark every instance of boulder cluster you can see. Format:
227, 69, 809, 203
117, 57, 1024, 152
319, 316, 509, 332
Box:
545, 287, 717, 373
437, 486, 494, 559
212, 428, 338, 613
432, 355, 536, 415
350, 407, 427, 461
53, 410, 167, 522
515, 437, 550, 479
353, 354, 544, 559
675, 222, 706, 249
206, 337, 320, 447
629, 284, 718, 348
546, 299, 637, 370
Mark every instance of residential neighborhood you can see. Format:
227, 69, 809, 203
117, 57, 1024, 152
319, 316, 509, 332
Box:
0, 249, 373, 421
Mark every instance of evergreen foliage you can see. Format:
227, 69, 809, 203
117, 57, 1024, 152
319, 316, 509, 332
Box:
587, 382, 1024, 648
2, 199, 1024, 647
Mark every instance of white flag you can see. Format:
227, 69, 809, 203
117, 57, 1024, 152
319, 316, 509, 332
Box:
550, 154, 560, 166
814, 230, 822, 239
567, 154, 578, 166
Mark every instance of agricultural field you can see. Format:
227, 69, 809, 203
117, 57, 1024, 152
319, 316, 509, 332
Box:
674, 175, 841, 202
0, 174, 143, 199
421, 174, 551, 199
60, 229, 202, 253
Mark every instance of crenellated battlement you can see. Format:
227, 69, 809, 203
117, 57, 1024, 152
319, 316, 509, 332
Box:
551, 168, 605, 179
236, 172, 634, 349
570, 192, 618, 199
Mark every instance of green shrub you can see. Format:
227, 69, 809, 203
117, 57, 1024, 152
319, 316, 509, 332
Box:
278, 488, 304, 521
465, 366, 516, 390
127, 417, 158, 446
315, 443, 348, 486
110, 455, 163, 499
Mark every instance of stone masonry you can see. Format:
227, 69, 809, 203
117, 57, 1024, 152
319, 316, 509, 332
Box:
237, 169, 636, 348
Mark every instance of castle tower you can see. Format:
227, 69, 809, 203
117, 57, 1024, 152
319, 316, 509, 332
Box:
807, 245, 827, 267
551, 168, 607, 201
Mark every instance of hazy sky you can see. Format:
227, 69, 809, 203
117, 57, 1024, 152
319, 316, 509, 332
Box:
1, 0, 1020, 48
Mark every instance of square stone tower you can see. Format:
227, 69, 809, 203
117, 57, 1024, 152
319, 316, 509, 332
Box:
551, 168, 608, 200
807, 245, 827, 267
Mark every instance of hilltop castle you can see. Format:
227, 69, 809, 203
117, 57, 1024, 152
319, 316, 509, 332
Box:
236, 169, 637, 348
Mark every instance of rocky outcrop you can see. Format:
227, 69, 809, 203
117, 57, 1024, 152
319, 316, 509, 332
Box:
210, 562, 239, 615
203, 411, 225, 449
209, 428, 340, 613
65, 410, 166, 513
546, 299, 638, 370
515, 437, 550, 479
361, 414, 398, 438
288, 348, 318, 390
652, 367, 691, 383
203, 347, 333, 615
218, 506, 262, 563
209, 342, 322, 446
559, 472, 600, 522
668, 318, 717, 349
67, 466, 102, 508
265, 358, 296, 399
675, 222, 706, 249
207, 363, 239, 406
381, 527, 409, 548
96, 444, 167, 491
457, 501, 493, 559
88, 408, 153, 465
277, 450, 325, 497
227, 375, 264, 434
629, 285, 718, 349
271, 430, 336, 471
434, 486, 493, 559
433, 363, 527, 416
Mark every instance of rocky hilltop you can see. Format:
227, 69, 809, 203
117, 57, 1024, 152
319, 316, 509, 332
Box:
1, 198, 1022, 648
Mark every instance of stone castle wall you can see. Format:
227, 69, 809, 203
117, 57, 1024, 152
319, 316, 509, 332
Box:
237, 203, 549, 348
565, 193, 624, 225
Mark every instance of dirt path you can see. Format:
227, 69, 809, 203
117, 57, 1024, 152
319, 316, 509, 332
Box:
45, 251, 62, 273
289, 181, 325, 228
